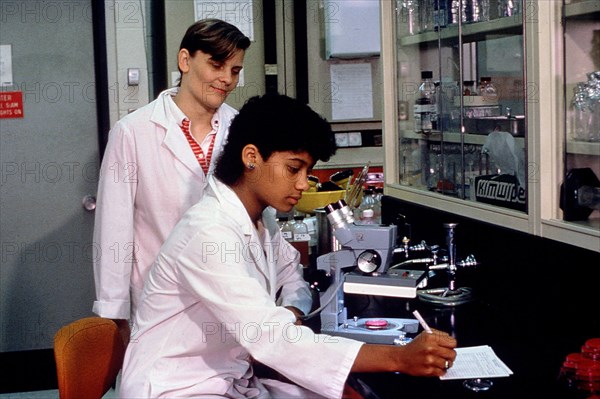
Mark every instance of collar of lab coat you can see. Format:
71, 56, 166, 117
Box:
207, 176, 279, 298
150, 88, 229, 178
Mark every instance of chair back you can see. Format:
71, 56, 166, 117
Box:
54, 317, 126, 399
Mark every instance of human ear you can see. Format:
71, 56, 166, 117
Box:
242, 144, 259, 170
178, 49, 191, 73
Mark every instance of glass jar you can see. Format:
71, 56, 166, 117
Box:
291, 216, 310, 242
278, 216, 293, 241
463, 80, 476, 96
359, 208, 376, 224
479, 77, 498, 101
571, 73, 600, 142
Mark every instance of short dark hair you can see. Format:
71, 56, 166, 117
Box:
214, 94, 337, 185
177, 19, 250, 84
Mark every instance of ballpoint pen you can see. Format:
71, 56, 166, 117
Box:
412, 310, 433, 334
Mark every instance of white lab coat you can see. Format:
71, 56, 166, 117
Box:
92, 88, 236, 320
119, 177, 364, 399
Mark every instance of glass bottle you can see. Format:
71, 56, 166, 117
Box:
291, 216, 310, 242
463, 80, 476, 96
414, 70, 438, 134
303, 215, 318, 252
398, 0, 420, 35
358, 187, 375, 218
479, 77, 498, 101
498, 0, 518, 17
480, 0, 490, 21
359, 208, 376, 225
571, 73, 600, 142
364, 185, 381, 224
471, 0, 482, 22
450, 0, 470, 24
433, 0, 448, 30
373, 187, 384, 223
279, 216, 293, 242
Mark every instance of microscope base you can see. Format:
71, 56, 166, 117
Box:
322, 317, 419, 345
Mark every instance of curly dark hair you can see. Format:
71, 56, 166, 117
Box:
214, 94, 337, 185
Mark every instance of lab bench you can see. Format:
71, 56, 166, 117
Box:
324, 195, 599, 398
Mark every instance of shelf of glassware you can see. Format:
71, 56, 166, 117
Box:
380, 1, 530, 233
564, 0, 600, 156
399, 15, 523, 46
563, 2, 600, 159
539, 0, 600, 252
385, 180, 531, 231
395, 126, 529, 230
401, 129, 525, 147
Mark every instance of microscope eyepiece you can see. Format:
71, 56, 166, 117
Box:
325, 202, 340, 214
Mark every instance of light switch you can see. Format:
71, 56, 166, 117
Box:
127, 68, 140, 86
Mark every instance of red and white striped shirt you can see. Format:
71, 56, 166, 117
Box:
180, 118, 217, 175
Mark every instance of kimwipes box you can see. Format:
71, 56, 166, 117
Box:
473, 174, 526, 212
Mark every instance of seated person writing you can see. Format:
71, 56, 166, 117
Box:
119, 93, 457, 398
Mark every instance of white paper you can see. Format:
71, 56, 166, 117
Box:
0, 44, 13, 87
440, 345, 513, 380
330, 63, 374, 121
194, 0, 254, 41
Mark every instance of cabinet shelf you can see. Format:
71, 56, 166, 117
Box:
401, 130, 524, 146
566, 140, 600, 156
564, 0, 600, 18
399, 16, 522, 46
381, 1, 599, 252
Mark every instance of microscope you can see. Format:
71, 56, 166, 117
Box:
312, 200, 479, 344
315, 200, 426, 345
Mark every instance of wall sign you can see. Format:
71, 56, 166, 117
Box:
0, 91, 24, 118
0, 44, 13, 86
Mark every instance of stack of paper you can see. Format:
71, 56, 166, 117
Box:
440, 345, 513, 380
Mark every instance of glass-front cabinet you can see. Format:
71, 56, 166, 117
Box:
541, 0, 600, 250
380, 0, 600, 251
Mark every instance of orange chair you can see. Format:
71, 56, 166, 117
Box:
54, 317, 126, 399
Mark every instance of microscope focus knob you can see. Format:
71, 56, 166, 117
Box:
357, 250, 382, 274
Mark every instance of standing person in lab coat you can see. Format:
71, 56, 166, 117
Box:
92, 19, 251, 344
120, 93, 458, 398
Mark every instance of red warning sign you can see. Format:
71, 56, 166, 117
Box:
0, 91, 24, 119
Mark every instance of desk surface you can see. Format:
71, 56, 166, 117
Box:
341, 293, 594, 399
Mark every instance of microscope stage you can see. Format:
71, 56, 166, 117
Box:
324, 317, 419, 345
